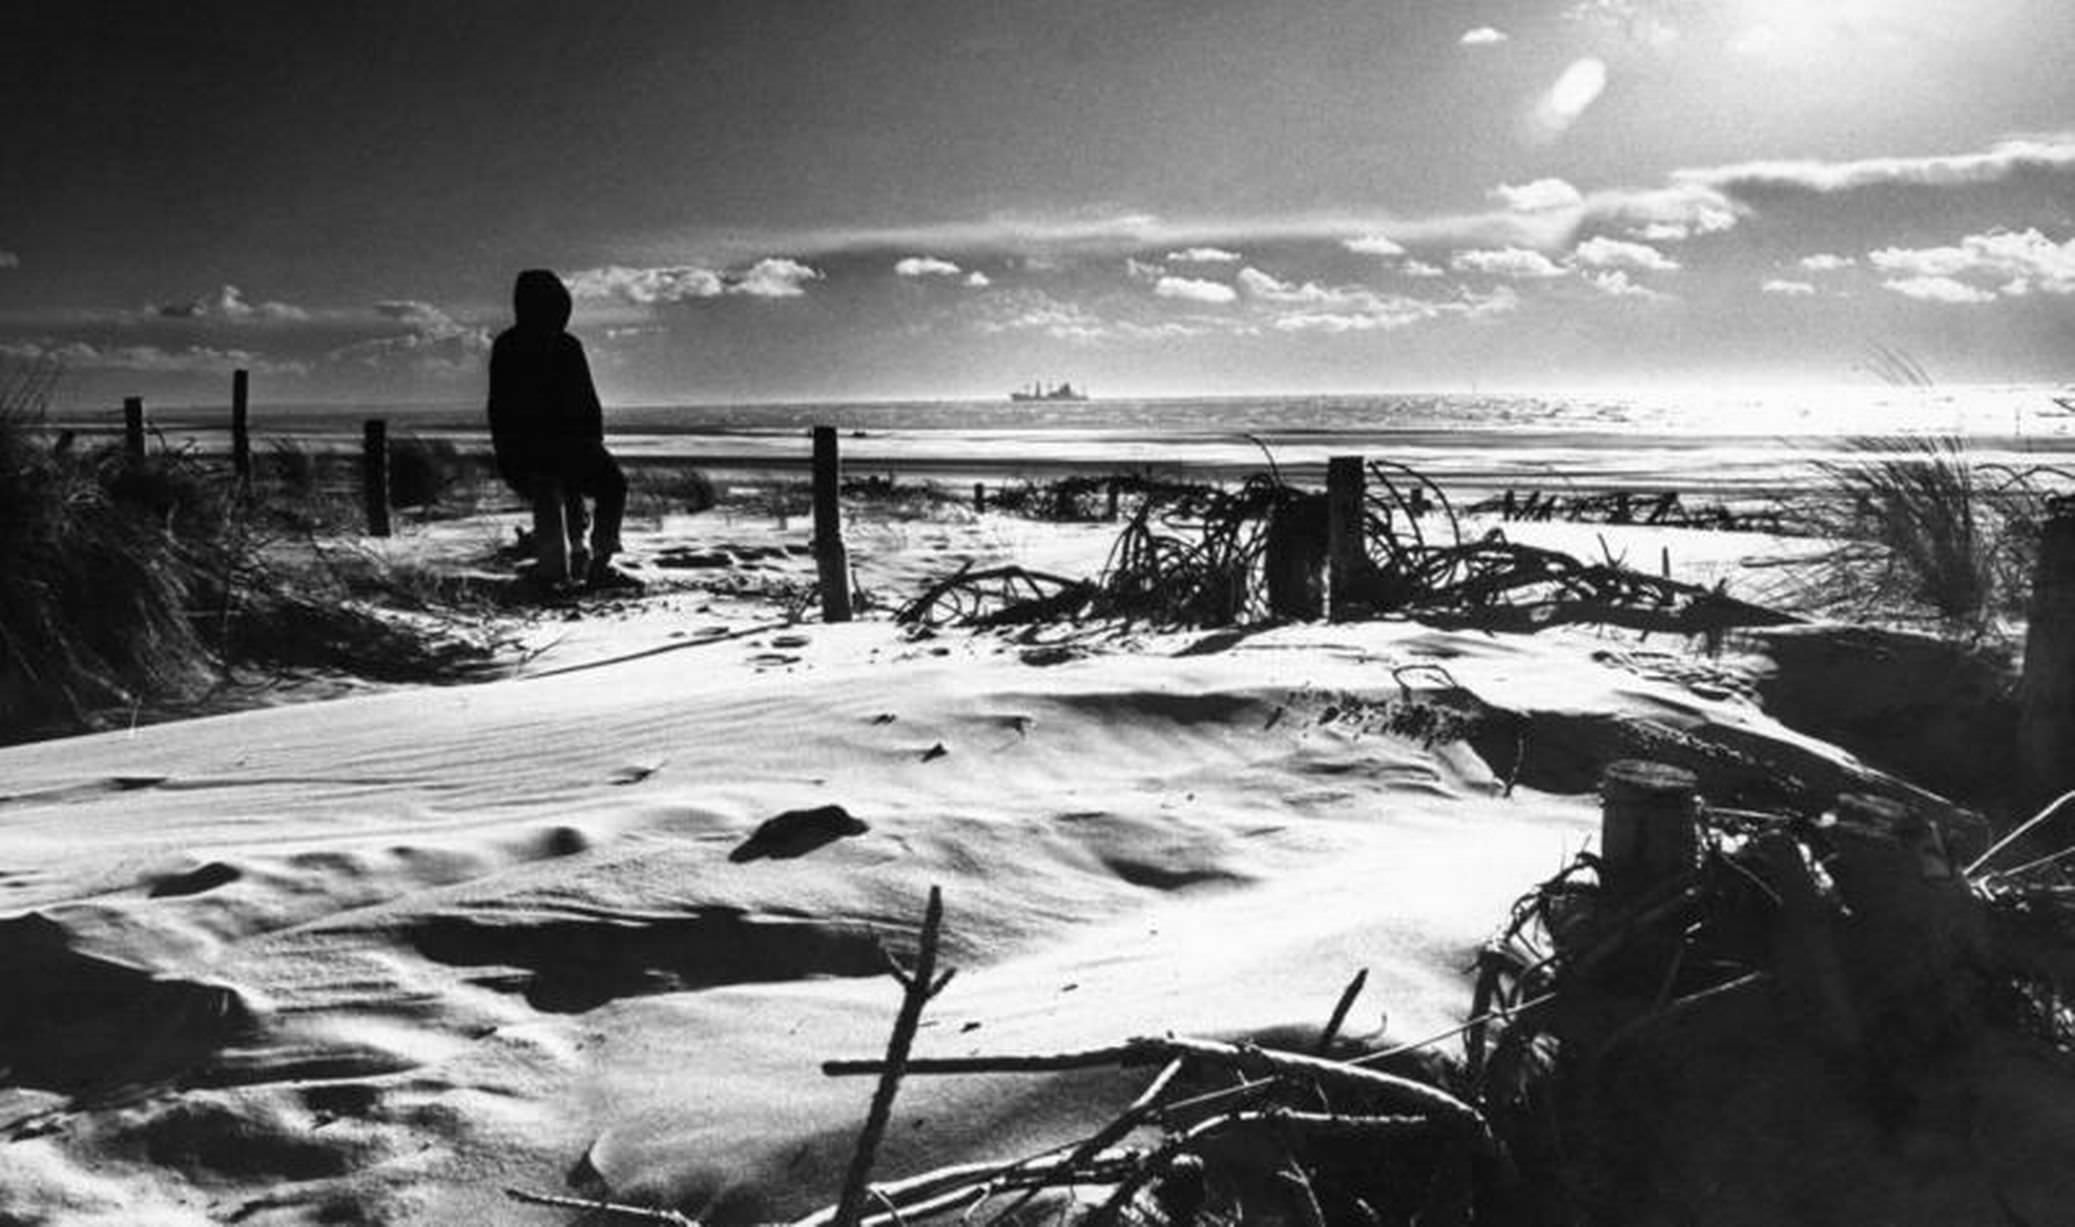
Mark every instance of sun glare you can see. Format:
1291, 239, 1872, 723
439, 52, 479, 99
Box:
1727, 0, 1948, 62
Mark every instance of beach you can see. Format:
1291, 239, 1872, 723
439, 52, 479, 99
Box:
7, 410, 2054, 1225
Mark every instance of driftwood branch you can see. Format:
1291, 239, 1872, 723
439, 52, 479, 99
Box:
503, 1187, 700, 1225
826, 1033, 1488, 1144
792, 1148, 1143, 1227
831, 885, 952, 1227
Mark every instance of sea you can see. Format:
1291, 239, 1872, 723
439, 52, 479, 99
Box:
64, 385, 2075, 502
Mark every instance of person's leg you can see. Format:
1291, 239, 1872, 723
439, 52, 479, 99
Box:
528, 475, 570, 583
570, 445, 627, 568
564, 488, 592, 579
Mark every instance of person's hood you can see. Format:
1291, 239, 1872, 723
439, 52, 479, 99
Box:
512, 269, 572, 332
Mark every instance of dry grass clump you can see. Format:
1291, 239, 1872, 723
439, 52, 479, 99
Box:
0, 361, 502, 742
1803, 434, 2065, 635
628, 463, 719, 517
0, 362, 223, 731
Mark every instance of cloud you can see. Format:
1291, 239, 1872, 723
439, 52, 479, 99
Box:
328, 299, 490, 374
1587, 183, 1742, 242
1528, 58, 1608, 142
1400, 260, 1447, 278
1460, 26, 1509, 45
0, 251, 17, 269
1490, 179, 1585, 213
1, 338, 306, 376
1869, 229, 2075, 297
1565, 0, 1678, 47
1881, 276, 1998, 305
151, 284, 308, 322
1798, 253, 1855, 272
1238, 266, 1513, 332
895, 255, 963, 277
374, 300, 463, 330
568, 257, 821, 303
1344, 234, 1408, 258
1762, 279, 1819, 296
731, 257, 822, 298
1154, 276, 1237, 304
569, 264, 726, 303
1167, 247, 1241, 264
1585, 270, 1671, 300
963, 271, 992, 288
1681, 136, 2075, 197
1125, 257, 1165, 282
1450, 247, 1568, 278
1571, 236, 1679, 272
971, 289, 1111, 342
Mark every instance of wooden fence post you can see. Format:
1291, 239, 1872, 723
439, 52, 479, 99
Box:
123, 396, 145, 461
1325, 455, 1365, 622
1264, 493, 1328, 621
2020, 507, 2075, 812
812, 426, 852, 623
362, 418, 391, 537
231, 369, 252, 489
973, 482, 986, 514
1106, 478, 1121, 521
1599, 760, 1700, 898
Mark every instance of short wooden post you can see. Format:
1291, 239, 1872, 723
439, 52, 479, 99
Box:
1325, 455, 1365, 622
123, 396, 146, 461
1599, 760, 1699, 897
812, 425, 852, 622
1106, 478, 1121, 521
2019, 508, 2075, 812
362, 418, 391, 537
973, 482, 986, 513
1264, 493, 1327, 621
230, 369, 252, 488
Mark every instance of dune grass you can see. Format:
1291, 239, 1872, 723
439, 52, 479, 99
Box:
0, 361, 225, 731
1805, 433, 2062, 635
0, 361, 503, 742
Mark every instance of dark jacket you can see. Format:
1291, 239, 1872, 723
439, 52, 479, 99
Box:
487, 269, 604, 493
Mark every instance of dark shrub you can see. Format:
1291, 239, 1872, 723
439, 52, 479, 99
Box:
387, 435, 466, 509
631, 465, 717, 514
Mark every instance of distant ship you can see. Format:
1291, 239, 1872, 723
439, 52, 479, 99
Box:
1010, 381, 1088, 402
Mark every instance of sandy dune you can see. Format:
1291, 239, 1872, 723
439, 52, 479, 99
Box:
0, 508, 1889, 1224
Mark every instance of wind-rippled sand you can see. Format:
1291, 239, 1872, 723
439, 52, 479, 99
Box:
0, 507, 1897, 1224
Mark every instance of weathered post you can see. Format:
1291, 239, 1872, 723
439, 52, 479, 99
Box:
123, 396, 146, 461
812, 425, 852, 622
362, 418, 392, 538
1264, 493, 1328, 621
1325, 455, 1366, 622
2019, 507, 2075, 812
1106, 477, 1121, 521
230, 369, 252, 489
1598, 760, 1700, 898
973, 482, 986, 514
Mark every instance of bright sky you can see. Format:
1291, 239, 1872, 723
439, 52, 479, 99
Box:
2, 0, 2072, 406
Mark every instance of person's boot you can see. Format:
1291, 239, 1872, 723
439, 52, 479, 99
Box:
584, 553, 644, 592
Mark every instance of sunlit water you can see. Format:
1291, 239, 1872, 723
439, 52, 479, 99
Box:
82, 385, 2075, 500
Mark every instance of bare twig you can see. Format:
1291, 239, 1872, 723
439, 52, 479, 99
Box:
1315, 968, 1369, 1055
792, 1149, 1144, 1227
832, 885, 954, 1227
503, 1187, 700, 1225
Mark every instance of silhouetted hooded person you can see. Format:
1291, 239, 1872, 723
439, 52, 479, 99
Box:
487, 269, 631, 588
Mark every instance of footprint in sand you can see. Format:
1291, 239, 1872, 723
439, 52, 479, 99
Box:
748, 653, 802, 669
